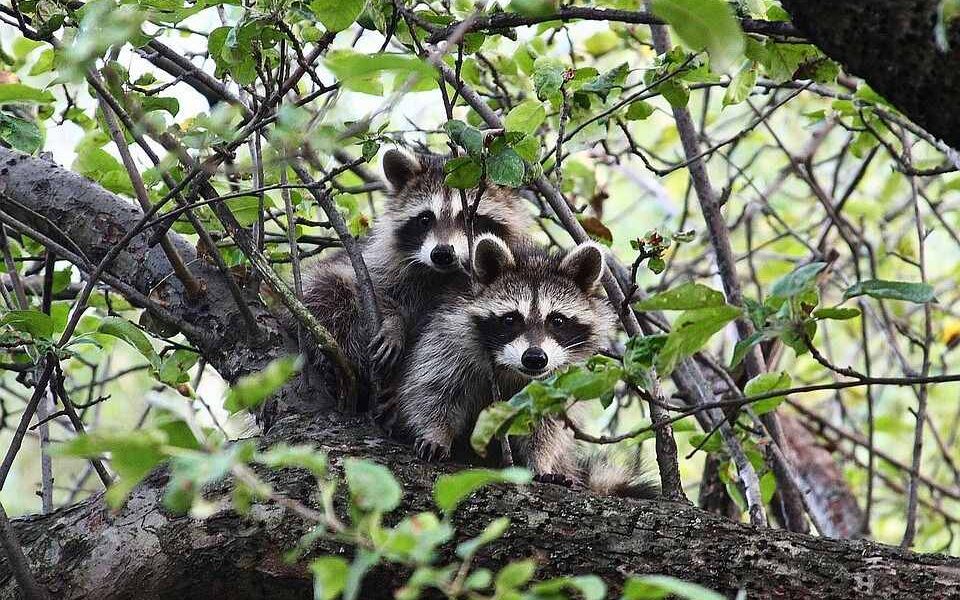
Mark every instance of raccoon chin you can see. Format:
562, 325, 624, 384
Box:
515, 366, 555, 380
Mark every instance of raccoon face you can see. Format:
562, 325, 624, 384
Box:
469, 236, 612, 379
383, 150, 526, 273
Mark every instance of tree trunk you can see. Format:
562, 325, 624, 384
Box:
1, 412, 958, 600
782, 0, 960, 150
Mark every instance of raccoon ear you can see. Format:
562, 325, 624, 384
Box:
561, 242, 605, 292
473, 235, 514, 285
382, 149, 422, 191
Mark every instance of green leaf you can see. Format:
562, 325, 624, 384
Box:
444, 119, 484, 155
510, 0, 556, 17
98, 316, 161, 372
434, 467, 531, 513
531, 575, 607, 599
384, 512, 453, 563
634, 282, 726, 311
623, 575, 725, 600
344, 458, 402, 512
311, 557, 349, 600
503, 100, 547, 136
226, 195, 275, 227
311, 0, 365, 32
936, 0, 960, 50
1, 309, 56, 339
443, 155, 482, 188
72, 146, 134, 196
164, 442, 255, 513
744, 371, 791, 415
648, 257, 666, 274
0, 113, 41, 154
496, 559, 536, 591
770, 262, 826, 299
326, 51, 434, 90
55, 430, 166, 508
842, 280, 936, 304
656, 305, 741, 376
344, 550, 380, 600
223, 355, 302, 413
471, 402, 520, 456
730, 330, 765, 368
158, 349, 199, 386
658, 79, 690, 107
580, 63, 629, 99
585, 30, 620, 56
486, 148, 525, 187
512, 135, 541, 162
570, 576, 607, 600
0, 83, 55, 104
813, 307, 861, 320
623, 334, 668, 388
650, 0, 745, 72
688, 432, 724, 454
625, 99, 655, 120
722, 62, 757, 106
257, 444, 328, 478
532, 58, 564, 100
554, 357, 622, 400
760, 470, 777, 504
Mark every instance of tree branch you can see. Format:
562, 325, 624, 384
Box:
0, 148, 324, 415
426, 8, 802, 44
1, 412, 958, 600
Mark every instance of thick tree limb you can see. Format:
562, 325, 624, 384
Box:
0, 148, 324, 415
782, 0, 960, 151
1, 412, 958, 599
425, 8, 802, 44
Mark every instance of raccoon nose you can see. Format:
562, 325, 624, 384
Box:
521, 347, 548, 371
431, 244, 456, 267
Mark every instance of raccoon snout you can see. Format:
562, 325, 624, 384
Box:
430, 244, 457, 269
521, 347, 549, 372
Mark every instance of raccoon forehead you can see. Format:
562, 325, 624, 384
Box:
467, 287, 533, 317
536, 280, 596, 318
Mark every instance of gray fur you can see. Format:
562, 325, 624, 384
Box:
392, 237, 615, 478
298, 150, 533, 405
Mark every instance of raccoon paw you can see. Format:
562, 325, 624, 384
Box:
533, 473, 579, 488
369, 324, 404, 375
414, 438, 451, 463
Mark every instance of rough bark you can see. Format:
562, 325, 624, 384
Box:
1, 412, 959, 600
782, 0, 960, 150
780, 414, 866, 539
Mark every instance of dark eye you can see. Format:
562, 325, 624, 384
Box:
548, 313, 566, 328
501, 313, 519, 326
418, 212, 434, 228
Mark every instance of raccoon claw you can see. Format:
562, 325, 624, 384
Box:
415, 439, 450, 463
369, 328, 403, 375
533, 473, 578, 488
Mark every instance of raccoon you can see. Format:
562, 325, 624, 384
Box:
299, 150, 534, 405
391, 234, 656, 498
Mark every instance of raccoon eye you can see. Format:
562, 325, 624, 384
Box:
500, 312, 521, 326
417, 212, 435, 228
547, 313, 566, 328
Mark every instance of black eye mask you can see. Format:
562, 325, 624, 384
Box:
395, 211, 435, 254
